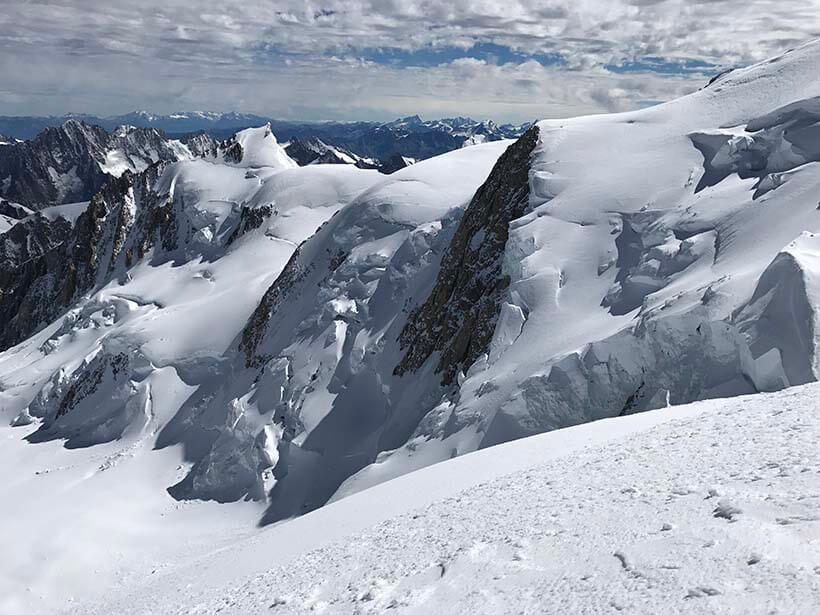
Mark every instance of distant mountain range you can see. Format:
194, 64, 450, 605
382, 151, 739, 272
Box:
0, 119, 439, 209
0, 113, 530, 209
0, 111, 530, 161
0, 111, 271, 140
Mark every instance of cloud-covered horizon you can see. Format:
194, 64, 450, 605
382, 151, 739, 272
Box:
1, 1, 819, 123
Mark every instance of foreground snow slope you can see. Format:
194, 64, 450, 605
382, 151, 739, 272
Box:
89, 383, 820, 615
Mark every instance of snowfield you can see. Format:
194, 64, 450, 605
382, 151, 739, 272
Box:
1, 38, 820, 615
88, 384, 820, 615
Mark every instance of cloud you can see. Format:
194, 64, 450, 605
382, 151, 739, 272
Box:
0, 0, 818, 121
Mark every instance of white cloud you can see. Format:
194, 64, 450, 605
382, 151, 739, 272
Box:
0, 0, 817, 121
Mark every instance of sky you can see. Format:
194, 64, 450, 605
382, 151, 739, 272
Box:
1, 1, 819, 123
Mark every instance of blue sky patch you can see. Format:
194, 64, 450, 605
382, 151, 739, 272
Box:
355, 42, 566, 68
606, 56, 717, 75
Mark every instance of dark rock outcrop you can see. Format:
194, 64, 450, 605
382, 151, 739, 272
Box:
0, 165, 172, 351
180, 131, 219, 158
285, 137, 364, 167
394, 125, 539, 384
0, 210, 72, 270
239, 243, 312, 368
378, 154, 414, 174
0, 120, 109, 208
285, 137, 330, 166
0, 120, 190, 209
0, 199, 33, 220
226, 203, 275, 245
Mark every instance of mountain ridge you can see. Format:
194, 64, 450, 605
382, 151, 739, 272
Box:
0, 112, 530, 160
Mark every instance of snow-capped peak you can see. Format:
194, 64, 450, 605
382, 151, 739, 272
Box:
218, 124, 298, 169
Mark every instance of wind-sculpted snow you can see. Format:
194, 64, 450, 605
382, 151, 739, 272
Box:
691, 95, 820, 196
169, 141, 512, 517
4, 41, 820, 615
340, 38, 820, 492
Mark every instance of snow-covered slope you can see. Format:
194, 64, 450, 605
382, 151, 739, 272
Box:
214, 124, 298, 169
87, 383, 820, 615
185, 38, 820, 512
3, 39, 820, 615
352, 38, 820, 492
0, 134, 507, 614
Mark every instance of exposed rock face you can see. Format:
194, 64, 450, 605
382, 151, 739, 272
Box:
180, 131, 219, 158
226, 203, 275, 245
286, 137, 416, 172
395, 126, 539, 384
313, 149, 354, 165
239, 243, 311, 369
220, 140, 244, 165
102, 125, 189, 176
378, 154, 414, 174
0, 165, 170, 351
287, 137, 374, 167
0, 199, 33, 220
286, 137, 333, 165
0, 209, 72, 271
0, 120, 109, 208
0, 120, 192, 209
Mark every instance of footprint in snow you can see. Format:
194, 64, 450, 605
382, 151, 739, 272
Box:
685, 587, 721, 599
713, 500, 742, 521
